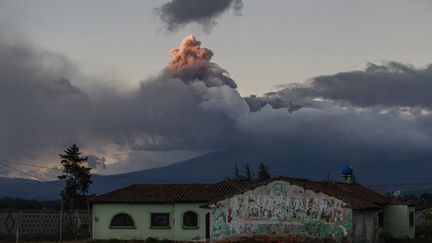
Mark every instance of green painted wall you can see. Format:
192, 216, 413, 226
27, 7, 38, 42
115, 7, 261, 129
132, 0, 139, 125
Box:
383, 204, 415, 239
92, 203, 209, 241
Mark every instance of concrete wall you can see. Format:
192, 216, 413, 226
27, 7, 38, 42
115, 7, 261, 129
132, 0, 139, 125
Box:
0, 210, 90, 236
383, 204, 415, 239
352, 209, 380, 243
210, 180, 353, 242
92, 203, 209, 241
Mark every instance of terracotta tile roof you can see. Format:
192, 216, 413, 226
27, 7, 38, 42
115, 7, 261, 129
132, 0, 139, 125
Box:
91, 177, 390, 209
276, 176, 390, 209
91, 181, 251, 204
205, 176, 390, 209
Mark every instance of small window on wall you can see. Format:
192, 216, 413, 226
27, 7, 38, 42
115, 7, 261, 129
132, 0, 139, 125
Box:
410, 211, 414, 227
110, 213, 135, 228
151, 213, 170, 228
183, 211, 198, 228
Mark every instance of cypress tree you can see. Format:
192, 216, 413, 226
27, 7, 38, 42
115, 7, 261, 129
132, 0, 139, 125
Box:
58, 144, 92, 209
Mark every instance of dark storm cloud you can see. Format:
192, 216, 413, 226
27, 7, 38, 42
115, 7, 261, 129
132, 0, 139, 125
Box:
0, 33, 246, 165
1, 30, 432, 176
155, 0, 243, 32
0, 34, 88, 159
270, 62, 432, 109
87, 155, 106, 169
236, 105, 432, 152
95, 77, 245, 150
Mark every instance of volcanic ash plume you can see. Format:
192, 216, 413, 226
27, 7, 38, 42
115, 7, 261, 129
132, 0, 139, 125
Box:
166, 35, 237, 88
169, 35, 213, 69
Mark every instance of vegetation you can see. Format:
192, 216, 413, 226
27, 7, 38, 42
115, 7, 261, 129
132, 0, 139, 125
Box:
243, 164, 254, 183
0, 197, 60, 210
257, 162, 271, 182
58, 144, 93, 209
401, 192, 432, 205
229, 162, 271, 183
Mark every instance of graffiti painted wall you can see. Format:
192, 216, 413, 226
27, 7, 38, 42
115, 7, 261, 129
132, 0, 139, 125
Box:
211, 180, 352, 241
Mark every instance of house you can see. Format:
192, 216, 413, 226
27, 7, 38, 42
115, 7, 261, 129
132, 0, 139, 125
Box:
90, 181, 249, 241
381, 199, 416, 239
90, 176, 414, 242
207, 176, 415, 242
415, 203, 432, 239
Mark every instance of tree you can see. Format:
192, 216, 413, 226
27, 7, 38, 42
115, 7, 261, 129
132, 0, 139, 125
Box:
257, 162, 271, 182
226, 163, 241, 181
242, 164, 253, 183
234, 163, 241, 181
58, 144, 92, 209
420, 193, 432, 203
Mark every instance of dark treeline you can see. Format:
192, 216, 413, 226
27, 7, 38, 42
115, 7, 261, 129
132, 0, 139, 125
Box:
0, 197, 60, 210
227, 162, 271, 183
401, 193, 432, 206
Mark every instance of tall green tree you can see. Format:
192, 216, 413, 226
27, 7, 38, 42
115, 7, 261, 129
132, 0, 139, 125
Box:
227, 163, 242, 181
242, 164, 253, 183
257, 162, 271, 182
58, 144, 92, 209
234, 163, 241, 181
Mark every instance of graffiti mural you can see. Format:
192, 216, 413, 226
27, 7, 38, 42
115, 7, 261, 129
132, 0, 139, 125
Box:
211, 206, 231, 240
211, 181, 352, 240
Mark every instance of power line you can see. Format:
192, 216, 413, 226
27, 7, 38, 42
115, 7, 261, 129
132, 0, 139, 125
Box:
0, 160, 63, 187
0, 158, 62, 171
0, 162, 66, 197
0, 158, 128, 187
0, 163, 10, 176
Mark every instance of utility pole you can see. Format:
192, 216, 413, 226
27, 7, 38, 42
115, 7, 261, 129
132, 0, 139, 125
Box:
16, 210, 21, 243
59, 199, 64, 243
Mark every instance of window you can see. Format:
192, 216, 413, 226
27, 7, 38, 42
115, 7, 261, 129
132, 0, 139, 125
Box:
151, 213, 170, 228
410, 211, 414, 227
378, 212, 384, 227
110, 213, 135, 228
183, 211, 198, 228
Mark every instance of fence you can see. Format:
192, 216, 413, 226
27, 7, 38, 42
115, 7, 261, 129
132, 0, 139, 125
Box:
0, 210, 91, 238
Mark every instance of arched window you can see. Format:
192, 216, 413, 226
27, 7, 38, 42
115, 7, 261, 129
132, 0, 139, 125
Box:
110, 213, 135, 228
183, 211, 198, 228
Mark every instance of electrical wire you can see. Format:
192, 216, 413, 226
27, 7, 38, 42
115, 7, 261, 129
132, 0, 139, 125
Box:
0, 160, 63, 187
0, 159, 62, 171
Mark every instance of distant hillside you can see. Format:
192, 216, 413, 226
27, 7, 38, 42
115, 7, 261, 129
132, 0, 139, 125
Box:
1, 145, 432, 200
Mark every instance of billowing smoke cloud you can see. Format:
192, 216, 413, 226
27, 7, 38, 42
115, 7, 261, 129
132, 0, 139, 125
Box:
1, 32, 432, 179
0, 34, 88, 160
0, 34, 248, 173
269, 62, 432, 109
165, 34, 237, 88
155, 0, 243, 32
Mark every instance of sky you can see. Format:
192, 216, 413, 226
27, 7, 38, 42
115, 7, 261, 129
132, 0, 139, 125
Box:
0, 0, 432, 179
2, 0, 431, 95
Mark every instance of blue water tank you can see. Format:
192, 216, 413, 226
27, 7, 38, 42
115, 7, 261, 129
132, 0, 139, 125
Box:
341, 165, 353, 175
